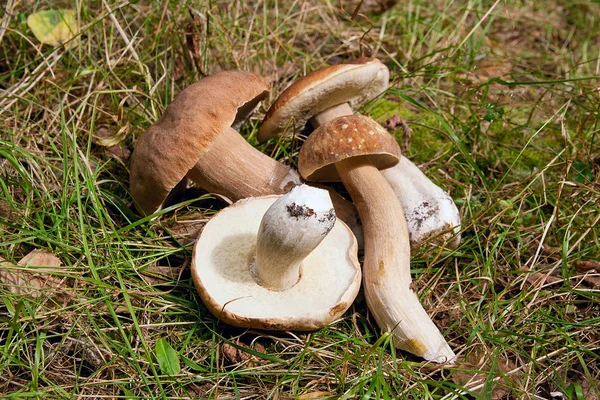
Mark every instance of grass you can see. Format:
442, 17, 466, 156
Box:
1, 0, 599, 398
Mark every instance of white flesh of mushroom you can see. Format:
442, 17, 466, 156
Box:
381, 156, 461, 249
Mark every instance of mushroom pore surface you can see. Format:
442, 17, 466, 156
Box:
191, 193, 361, 330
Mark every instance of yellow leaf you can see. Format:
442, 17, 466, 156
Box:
27, 9, 78, 46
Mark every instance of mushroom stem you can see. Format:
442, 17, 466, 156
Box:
309, 102, 354, 128
381, 156, 461, 249
186, 127, 363, 245
335, 156, 455, 363
186, 127, 300, 200
252, 185, 336, 291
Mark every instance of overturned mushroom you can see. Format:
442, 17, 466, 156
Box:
298, 115, 455, 363
191, 184, 361, 330
129, 70, 360, 241
260, 58, 461, 248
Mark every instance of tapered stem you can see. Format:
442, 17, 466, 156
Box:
336, 156, 455, 363
252, 185, 336, 291
381, 156, 461, 249
187, 127, 300, 200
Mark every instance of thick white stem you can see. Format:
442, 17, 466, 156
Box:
309, 103, 354, 129
336, 156, 455, 363
252, 185, 336, 291
381, 156, 461, 249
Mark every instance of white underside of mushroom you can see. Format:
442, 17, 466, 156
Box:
192, 188, 361, 329
381, 156, 461, 249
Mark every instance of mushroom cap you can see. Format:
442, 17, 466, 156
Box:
129, 71, 270, 216
258, 58, 389, 142
298, 114, 401, 182
191, 195, 361, 331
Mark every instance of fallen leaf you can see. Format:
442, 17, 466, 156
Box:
520, 266, 563, 286
575, 260, 600, 273
535, 243, 600, 287
27, 9, 79, 47
105, 143, 131, 164
473, 59, 513, 82
382, 115, 413, 152
164, 212, 208, 247
18, 248, 62, 268
451, 350, 521, 399
221, 341, 266, 368
222, 343, 250, 366
382, 114, 401, 130
1, 249, 64, 298
297, 392, 334, 399
348, 0, 398, 14
94, 124, 129, 148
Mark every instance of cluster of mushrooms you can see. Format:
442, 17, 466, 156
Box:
129, 58, 461, 363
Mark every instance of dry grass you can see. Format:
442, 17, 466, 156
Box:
1, 0, 599, 398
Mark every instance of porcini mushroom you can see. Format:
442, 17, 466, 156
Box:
129, 70, 300, 216
258, 58, 389, 142
191, 184, 361, 330
260, 58, 461, 248
298, 115, 455, 363
129, 70, 361, 241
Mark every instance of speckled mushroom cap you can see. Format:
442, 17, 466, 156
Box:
129, 71, 269, 216
191, 195, 361, 331
298, 114, 401, 182
258, 58, 389, 142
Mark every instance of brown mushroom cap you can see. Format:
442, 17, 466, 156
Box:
129, 71, 269, 215
258, 58, 389, 142
298, 115, 401, 182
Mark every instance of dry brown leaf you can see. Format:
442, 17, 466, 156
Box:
382, 114, 401, 130
221, 341, 266, 368
520, 266, 563, 286
534, 243, 600, 287
473, 59, 513, 82
18, 248, 62, 267
451, 350, 521, 399
346, 0, 398, 14
164, 213, 207, 246
575, 260, 600, 273
1, 249, 64, 299
105, 143, 131, 164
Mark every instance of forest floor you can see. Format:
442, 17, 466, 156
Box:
0, 0, 599, 398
